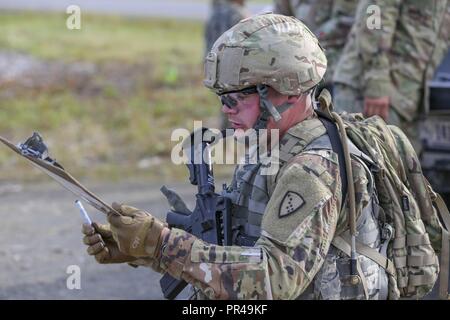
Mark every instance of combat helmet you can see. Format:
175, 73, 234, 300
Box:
204, 13, 327, 128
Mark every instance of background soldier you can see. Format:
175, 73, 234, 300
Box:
273, 0, 359, 90
204, 0, 249, 55
204, 0, 250, 129
333, 0, 450, 154
81, 14, 399, 300
420, 48, 450, 206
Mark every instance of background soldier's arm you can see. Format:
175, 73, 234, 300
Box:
273, 0, 295, 16
357, 0, 402, 98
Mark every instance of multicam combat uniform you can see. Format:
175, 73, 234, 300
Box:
273, 0, 334, 31
333, 0, 450, 152
273, 0, 359, 85
136, 13, 388, 300
157, 114, 389, 299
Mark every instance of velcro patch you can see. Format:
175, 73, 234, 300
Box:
279, 191, 305, 218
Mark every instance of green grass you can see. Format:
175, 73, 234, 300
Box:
0, 12, 205, 65
0, 12, 232, 182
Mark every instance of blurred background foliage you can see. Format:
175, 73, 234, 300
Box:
0, 12, 229, 182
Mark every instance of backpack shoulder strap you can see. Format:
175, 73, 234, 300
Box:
316, 110, 348, 211
316, 89, 360, 283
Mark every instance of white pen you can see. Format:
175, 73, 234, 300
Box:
75, 200, 92, 225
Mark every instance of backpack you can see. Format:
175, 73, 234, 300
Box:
318, 89, 450, 299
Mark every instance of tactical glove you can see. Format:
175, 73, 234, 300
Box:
82, 222, 137, 264
107, 202, 167, 258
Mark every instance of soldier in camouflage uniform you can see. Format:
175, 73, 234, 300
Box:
205, 0, 249, 55
333, 0, 450, 153
81, 14, 392, 299
273, 0, 359, 88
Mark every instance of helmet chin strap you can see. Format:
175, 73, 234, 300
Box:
252, 85, 294, 131
241, 85, 295, 164
236, 86, 314, 164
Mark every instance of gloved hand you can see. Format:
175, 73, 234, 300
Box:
82, 222, 137, 264
107, 202, 167, 258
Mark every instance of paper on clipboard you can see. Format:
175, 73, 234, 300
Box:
0, 133, 120, 216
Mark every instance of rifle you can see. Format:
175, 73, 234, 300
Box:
159, 128, 232, 300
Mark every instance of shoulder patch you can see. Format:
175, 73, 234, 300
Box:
261, 155, 337, 245
279, 191, 305, 218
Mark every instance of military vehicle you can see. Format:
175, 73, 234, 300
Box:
420, 50, 450, 206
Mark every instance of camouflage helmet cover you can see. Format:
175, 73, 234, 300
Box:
204, 13, 327, 95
